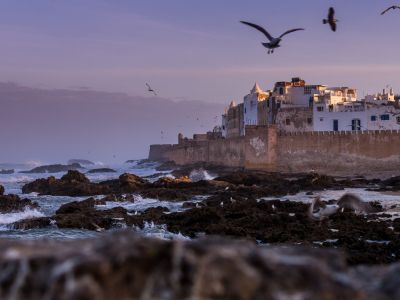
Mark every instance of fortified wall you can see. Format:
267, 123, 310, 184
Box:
149, 126, 400, 174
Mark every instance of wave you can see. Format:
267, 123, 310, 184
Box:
189, 169, 216, 182
0, 208, 45, 226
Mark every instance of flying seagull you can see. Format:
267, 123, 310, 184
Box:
381, 5, 400, 15
146, 83, 157, 96
240, 21, 304, 54
308, 193, 374, 221
323, 7, 338, 32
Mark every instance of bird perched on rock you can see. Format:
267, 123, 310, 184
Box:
308, 193, 373, 221
381, 5, 400, 15
323, 7, 338, 32
240, 21, 304, 54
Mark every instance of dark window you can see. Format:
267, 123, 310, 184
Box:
352, 119, 361, 130
381, 114, 390, 121
317, 106, 324, 112
307, 117, 312, 125
285, 118, 290, 125
371, 116, 377, 121
222, 126, 225, 130
397, 116, 400, 124
333, 120, 339, 131
244, 108, 246, 113
279, 87, 284, 95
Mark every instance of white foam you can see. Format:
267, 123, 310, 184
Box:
0, 208, 45, 226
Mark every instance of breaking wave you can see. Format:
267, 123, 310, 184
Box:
0, 208, 45, 227
189, 169, 215, 182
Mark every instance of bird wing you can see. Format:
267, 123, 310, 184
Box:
240, 21, 273, 41
330, 22, 337, 32
146, 83, 151, 89
279, 28, 305, 39
381, 6, 398, 15
328, 7, 335, 19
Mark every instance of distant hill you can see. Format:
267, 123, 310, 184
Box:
0, 82, 224, 163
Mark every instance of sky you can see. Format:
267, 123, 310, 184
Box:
1, 0, 400, 163
0, 0, 399, 102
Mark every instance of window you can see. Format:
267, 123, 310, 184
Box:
371, 116, 377, 121
244, 108, 246, 113
307, 117, 312, 125
317, 106, 324, 112
320, 117, 324, 122
352, 119, 361, 131
279, 87, 284, 95
397, 116, 400, 124
333, 120, 339, 131
380, 114, 390, 121
285, 118, 291, 125
222, 125, 225, 130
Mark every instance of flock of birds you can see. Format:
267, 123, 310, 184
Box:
240, 5, 400, 54
145, 5, 400, 94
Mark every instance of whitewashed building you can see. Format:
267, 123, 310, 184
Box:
243, 83, 269, 128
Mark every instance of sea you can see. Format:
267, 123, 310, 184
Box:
0, 160, 399, 241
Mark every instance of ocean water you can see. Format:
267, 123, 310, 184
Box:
0, 161, 400, 240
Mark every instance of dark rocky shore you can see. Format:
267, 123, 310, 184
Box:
5, 163, 398, 267
0, 232, 399, 300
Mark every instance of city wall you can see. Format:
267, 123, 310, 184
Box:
149, 126, 400, 175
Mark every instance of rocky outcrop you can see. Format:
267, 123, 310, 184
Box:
87, 168, 116, 173
67, 159, 94, 165
0, 169, 14, 174
54, 198, 128, 231
0, 232, 399, 299
20, 163, 82, 174
22, 171, 111, 196
0, 185, 4, 195
0, 194, 38, 213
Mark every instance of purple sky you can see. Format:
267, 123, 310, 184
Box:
1, 1, 400, 163
1, 0, 399, 102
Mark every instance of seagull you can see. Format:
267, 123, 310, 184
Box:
240, 21, 304, 54
308, 193, 373, 221
146, 83, 157, 96
323, 7, 338, 32
381, 5, 400, 15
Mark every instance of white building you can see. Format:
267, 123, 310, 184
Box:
243, 83, 268, 127
313, 101, 400, 132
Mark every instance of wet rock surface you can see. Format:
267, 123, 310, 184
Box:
0, 232, 399, 300
17, 168, 400, 266
0, 194, 38, 213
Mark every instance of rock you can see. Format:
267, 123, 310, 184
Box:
0, 185, 4, 195
20, 163, 82, 174
55, 198, 128, 231
67, 159, 94, 165
22, 171, 111, 196
87, 168, 116, 174
0, 231, 391, 299
153, 176, 191, 187
118, 173, 147, 191
61, 170, 90, 183
0, 194, 38, 213
11, 217, 51, 230
0, 169, 14, 174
